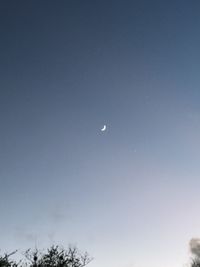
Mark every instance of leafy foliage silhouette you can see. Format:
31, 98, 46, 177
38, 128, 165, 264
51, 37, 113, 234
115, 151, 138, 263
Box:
0, 246, 91, 267
0, 251, 18, 267
191, 259, 200, 267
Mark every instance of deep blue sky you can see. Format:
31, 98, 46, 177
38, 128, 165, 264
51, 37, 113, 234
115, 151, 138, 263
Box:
1, 1, 200, 267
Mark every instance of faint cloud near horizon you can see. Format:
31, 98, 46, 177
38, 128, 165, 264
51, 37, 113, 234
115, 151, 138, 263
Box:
14, 227, 37, 244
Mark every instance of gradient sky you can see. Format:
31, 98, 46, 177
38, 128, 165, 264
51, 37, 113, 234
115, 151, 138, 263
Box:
1, 1, 200, 267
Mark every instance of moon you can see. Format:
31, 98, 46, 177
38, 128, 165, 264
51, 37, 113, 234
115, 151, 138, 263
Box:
101, 125, 107, 131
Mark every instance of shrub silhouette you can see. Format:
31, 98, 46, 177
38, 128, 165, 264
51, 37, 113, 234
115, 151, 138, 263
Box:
191, 259, 200, 267
0, 246, 91, 267
0, 251, 18, 267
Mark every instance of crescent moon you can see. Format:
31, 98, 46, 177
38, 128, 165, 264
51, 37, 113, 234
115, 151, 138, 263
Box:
101, 125, 106, 131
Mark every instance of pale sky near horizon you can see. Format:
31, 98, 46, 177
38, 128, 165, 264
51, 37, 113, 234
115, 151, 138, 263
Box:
1, 1, 200, 267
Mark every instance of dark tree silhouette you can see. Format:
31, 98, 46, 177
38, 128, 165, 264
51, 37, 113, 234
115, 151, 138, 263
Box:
191, 258, 200, 267
0, 246, 92, 267
0, 251, 18, 267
